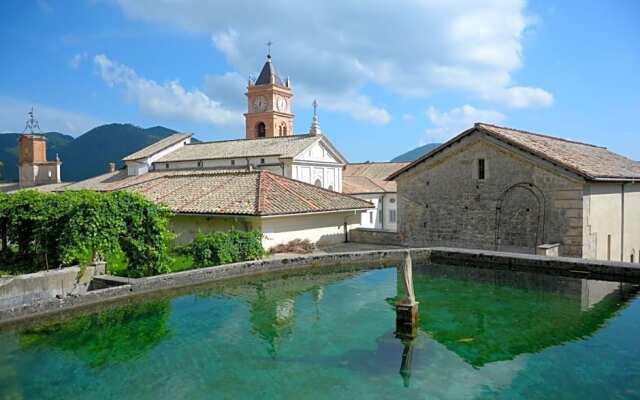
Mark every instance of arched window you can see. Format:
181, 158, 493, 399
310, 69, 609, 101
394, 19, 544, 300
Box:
256, 122, 266, 138
282, 124, 287, 136
314, 179, 322, 187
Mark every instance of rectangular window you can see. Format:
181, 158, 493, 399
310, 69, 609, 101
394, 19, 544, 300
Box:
260, 158, 265, 164
478, 159, 486, 180
389, 209, 397, 223
197, 160, 203, 168
165, 163, 169, 169
231, 160, 235, 166
369, 211, 374, 224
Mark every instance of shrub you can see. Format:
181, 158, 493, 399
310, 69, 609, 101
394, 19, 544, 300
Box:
269, 239, 316, 254
0, 190, 172, 276
191, 230, 264, 267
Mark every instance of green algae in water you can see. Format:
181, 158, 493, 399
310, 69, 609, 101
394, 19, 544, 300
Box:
1, 265, 639, 399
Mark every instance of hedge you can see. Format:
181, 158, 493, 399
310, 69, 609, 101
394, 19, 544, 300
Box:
191, 230, 264, 267
0, 190, 172, 276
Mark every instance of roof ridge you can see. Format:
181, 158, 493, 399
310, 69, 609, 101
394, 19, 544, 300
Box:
185, 134, 314, 146
347, 161, 410, 166
476, 122, 605, 149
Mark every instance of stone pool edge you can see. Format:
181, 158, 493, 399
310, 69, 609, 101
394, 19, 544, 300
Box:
2, 247, 640, 326
0, 248, 430, 326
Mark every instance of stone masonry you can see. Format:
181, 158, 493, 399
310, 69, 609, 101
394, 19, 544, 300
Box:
396, 131, 585, 257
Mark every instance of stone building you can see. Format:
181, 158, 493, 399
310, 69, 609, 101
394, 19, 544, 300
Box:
343, 162, 408, 231
388, 123, 640, 262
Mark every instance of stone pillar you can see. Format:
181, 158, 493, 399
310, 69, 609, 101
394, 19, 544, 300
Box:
396, 251, 419, 338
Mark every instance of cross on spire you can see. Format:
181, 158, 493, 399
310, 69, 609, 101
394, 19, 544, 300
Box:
266, 41, 273, 59
310, 99, 321, 136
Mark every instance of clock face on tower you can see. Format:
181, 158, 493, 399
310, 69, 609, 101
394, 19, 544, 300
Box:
253, 96, 267, 112
276, 96, 287, 112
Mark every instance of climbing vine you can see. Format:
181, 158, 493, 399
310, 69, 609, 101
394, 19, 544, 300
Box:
0, 190, 172, 276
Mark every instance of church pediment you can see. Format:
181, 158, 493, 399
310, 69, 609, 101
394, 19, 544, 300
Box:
293, 137, 347, 165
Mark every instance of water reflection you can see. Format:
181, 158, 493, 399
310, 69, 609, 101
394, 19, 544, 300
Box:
397, 264, 639, 368
17, 300, 171, 368
222, 271, 356, 356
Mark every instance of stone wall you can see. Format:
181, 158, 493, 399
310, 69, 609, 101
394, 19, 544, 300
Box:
396, 131, 585, 257
0, 264, 101, 311
349, 228, 403, 246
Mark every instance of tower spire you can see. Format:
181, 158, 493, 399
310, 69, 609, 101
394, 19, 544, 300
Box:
309, 100, 322, 136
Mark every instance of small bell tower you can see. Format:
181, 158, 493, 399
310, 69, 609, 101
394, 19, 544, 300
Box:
244, 43, 294, 139
18, 108, 62, 188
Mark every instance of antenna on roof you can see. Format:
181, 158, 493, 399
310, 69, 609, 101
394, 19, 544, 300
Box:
23, 107, 41, 134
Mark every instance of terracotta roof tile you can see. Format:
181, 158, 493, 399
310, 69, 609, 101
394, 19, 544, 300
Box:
156, 134, 321, 163
389, 123, 640, 181
59, 169, 373, 216
343, 162, 409, 194
476, 123, 640, 180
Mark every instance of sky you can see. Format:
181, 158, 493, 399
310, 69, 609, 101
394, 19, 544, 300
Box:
1, 0, 639, 162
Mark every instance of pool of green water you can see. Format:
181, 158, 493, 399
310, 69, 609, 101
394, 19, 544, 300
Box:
1, 264, 639, 399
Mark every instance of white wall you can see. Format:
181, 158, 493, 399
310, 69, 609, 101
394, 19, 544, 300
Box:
155, 156, 282, 171
351, 193, 399, 231
170, 214, 259, 245
292, 163, 342, 192
583, 182, 640, 262
128, 137, 191, 176
260, 211, 362, 250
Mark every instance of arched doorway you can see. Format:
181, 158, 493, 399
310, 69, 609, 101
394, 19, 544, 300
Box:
495, 182, 545, 253
256, 122, 266, 138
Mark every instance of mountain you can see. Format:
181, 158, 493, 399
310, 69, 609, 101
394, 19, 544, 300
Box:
0, 124, 180, 182
391, 143, 441, 162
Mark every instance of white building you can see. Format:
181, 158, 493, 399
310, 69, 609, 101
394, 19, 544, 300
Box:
343, 162, 408, 232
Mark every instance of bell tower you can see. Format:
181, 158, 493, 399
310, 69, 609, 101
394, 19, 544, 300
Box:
244, 47, 294, 139
18, 108, 62, 188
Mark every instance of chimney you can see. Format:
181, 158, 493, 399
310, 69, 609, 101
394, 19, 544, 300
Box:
108, 162, 116, 173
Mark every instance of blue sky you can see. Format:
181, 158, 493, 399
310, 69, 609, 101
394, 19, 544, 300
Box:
1, 0, 638, 162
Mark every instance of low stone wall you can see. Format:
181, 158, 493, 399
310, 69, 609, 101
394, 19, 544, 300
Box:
349, 228, 403, 246
0, 264, 102, 311
428, 247, 640, 282
0, 249, 430, 325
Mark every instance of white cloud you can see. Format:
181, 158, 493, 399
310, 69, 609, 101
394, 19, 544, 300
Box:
69, 52, 87, 69
402, 113, 415, 121
114, 0, 552, 110
424, 105, 505, 142
0, 95, 101, 136
203, 72, 246, 110
94, 54, 242, 126
485, 86, 554, 108
297, 89, 391, 126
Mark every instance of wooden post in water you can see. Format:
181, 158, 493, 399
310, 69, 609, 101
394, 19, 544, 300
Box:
396, 251, 419, 339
